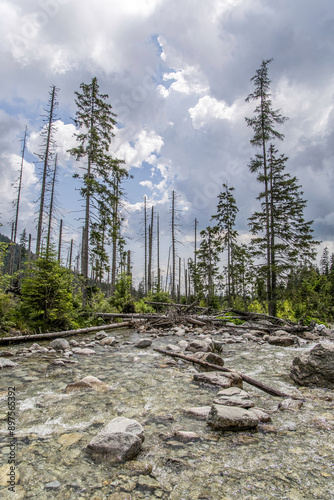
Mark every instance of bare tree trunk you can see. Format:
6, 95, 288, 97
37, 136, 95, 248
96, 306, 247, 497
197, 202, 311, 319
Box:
36, 85, 58, 256
171, 191, 176, 299
69, 239, 73, 270
165, 246, 171, 293
178, 256, 181, 302
144, 196, 147, 295
157, 212, 160, 291
46, 154, 58, 257
58, 219, 63, 262
148, 206, 153, 292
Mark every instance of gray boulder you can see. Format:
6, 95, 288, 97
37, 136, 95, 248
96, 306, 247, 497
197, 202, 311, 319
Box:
95, 331, 108, 340
207, 404, 259, 431
193, 370, 243, 389
50, 338, 70, 350
87, 417, 144, 462
100, 336, 117, 346
213, 387, 254, 408
267, 336, 295, 347
192, 351, 224, 367
186, 339, 213, 353
290, 343, 334, 388
135, 339, 152, 348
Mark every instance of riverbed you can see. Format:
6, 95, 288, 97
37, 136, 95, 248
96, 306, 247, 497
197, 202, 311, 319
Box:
0, 329, 333, 499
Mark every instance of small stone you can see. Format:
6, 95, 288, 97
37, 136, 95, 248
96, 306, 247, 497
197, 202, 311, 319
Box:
65, 380, 93, 393
192, 351, 224, 367
58, 432, 84, 448
249, 407, 272, 422
178, 340, 188, 350
123, 461, 153, 476
165, 344, 182, 352
45, 480, 61, 489
0, 350, 14, 357
87, 432, 142, 462
102, 417, 145, 442
193, 371, 243, 389
173, 430, 201, 442
186, 339, 213, 353
135, 339, 152, 348
267, 336, 295, 346
50, 339, 70, 350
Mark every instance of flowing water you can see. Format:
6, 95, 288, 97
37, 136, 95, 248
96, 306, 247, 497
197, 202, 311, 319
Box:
0, 330, 334, 499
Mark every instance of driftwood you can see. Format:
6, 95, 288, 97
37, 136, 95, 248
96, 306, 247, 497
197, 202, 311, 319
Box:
154, 348, 304, 400
0, 321, 134, 345
95, 312, 162, 319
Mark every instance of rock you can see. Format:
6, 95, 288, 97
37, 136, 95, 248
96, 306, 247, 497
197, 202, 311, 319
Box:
50, 338, 70, 350
165, 344, 182, 352
290, 343, 334, 388
102, 417, 145, 443
65, 380, 94, 393
100, 336, 117, 346
184, 406, 212, 419
30, 342, 43, 350
45, 481, 61, 489
95, 331, 108, 340
213, 387, 254, 408
0, 350, 14, 357
316, 324, 326, 332
173, 327, 186, 336
173, 431, 201, 442
186, 339, 213, 353
135, 338, 152, 348
248, 407, 272, 423
193, 371, 243, 389
178, 340, 188, 350
207, 404, 259, 431
267, 336, 295, 346
212, 340, 224, 352
72, 347, 96, 355
123, 461, 153, 476
192, 351, 224, 367
58, 432, 84, 448
278, 398, 303, 411
87, 432, 142, 462
0, 358, 18, 369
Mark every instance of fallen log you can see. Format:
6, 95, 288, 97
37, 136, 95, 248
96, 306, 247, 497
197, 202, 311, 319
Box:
0, 321, 134, 345
186, 317, 207, 327
153, 348, 304, 400
95, 312, 162, 319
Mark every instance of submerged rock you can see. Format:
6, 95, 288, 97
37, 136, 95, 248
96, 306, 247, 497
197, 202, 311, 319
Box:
173, 430, 201, 442
50, 338, 70, 350
65, 375, 109, 393
184, 406, 212, 419
87, 417, 144, 462
207, 404, 259, 431
278, 398, 303, 411
290, 343, 334, 388
193, 370, 243, 389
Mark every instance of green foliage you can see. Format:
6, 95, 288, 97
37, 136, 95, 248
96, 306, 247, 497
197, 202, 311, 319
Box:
20, 249, 75, 331
134, 299, 155, 313
109, 272, 135, 313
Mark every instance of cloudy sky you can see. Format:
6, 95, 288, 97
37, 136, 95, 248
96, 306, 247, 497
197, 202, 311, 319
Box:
1, 0, 334, 285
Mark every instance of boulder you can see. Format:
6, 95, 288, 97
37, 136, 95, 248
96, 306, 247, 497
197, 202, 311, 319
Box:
290, 343, 334, 388
277, 398, 303, 411
267, 336, 295, 347
173, 431, 201, 442
213, 387, 254, 408
192, 351, 224, 367
95, 331, 108, 340
135, 339, 152, 348
184, 406, 211, 419
207, 404, 259, 431
50, 339, 70, 350
186, 339, 213, 353
100, 336, 117, 346
0, 358, 18, 369
65, 376, 109, 393
248, 407, 272, 423
193, 370, 243, 389
87, 417, 144, 462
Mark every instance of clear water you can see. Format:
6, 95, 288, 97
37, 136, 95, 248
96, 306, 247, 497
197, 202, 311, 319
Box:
0, 330, 333, 499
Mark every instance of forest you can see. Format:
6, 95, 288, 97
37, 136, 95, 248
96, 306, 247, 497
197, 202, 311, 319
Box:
1, 59, 333, 336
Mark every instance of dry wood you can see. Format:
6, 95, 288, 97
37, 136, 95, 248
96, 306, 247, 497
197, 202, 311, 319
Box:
95, 312, 162, 319
186, 317, 207, 327
153, 347, 304, 400
0, 321, 134, 345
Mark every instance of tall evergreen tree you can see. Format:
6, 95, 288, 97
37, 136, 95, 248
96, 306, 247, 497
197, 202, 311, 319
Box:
69, 77, 123, 295
196, 225, 222, 305
212, 183, 239, 306
245, 59, 288, 312
248, 143, 318, 316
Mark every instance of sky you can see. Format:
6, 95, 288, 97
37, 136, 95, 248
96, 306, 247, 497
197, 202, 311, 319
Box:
1, 0, 334, 286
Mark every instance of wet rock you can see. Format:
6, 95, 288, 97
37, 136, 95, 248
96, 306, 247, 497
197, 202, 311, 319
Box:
58, 432, 84, 448
100, 336, 117, 346
178, 340, 188, 350
173, 327, 186, 336
278, 398, 303, 411
192, 351, 224, 367
123, 461, 153, 476
213, 387, 254, 408
72, 347, 96, 355
186, 339, 213, 353
87, 417, 144, 462
95, 331, 108, 340
65, 380, 94, 393
173, 430, 201, 442
0, 350, 14, 357
30, 342, 43, 350
193, 370, 243, 389
207, 404, 259, 431
50, 338, 70, 350
51, 360, 66, 367
267, 336, 295, 346
212, 340, 224, 352
184, 406, 211, 419
248, 407, 272, 422
135, 339, 152, 348
165, 344, 182, 352
0, 358, 18, 369
136, 475, 161, 491
69, 340, 79, 346
45, 480, 61, 489
290, 343, 334, 388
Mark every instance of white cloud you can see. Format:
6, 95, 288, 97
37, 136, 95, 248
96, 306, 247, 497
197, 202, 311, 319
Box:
112, 129, 164, 168
189, 95, 236, 129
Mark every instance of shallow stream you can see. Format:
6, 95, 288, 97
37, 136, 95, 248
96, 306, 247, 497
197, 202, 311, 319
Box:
0, 329, 334, 499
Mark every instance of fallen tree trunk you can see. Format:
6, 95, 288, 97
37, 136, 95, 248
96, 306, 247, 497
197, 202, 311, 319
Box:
94, 312, 162, 319
0, 321, 134, 345
186, 317, 207, 327
153, 348, 304, 400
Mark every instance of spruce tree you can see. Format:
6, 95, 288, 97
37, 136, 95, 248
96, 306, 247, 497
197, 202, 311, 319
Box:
211, 183, 239, 306
196, 225, 222, 305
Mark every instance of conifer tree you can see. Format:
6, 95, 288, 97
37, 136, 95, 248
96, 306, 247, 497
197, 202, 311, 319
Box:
196, 225, 222, 305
